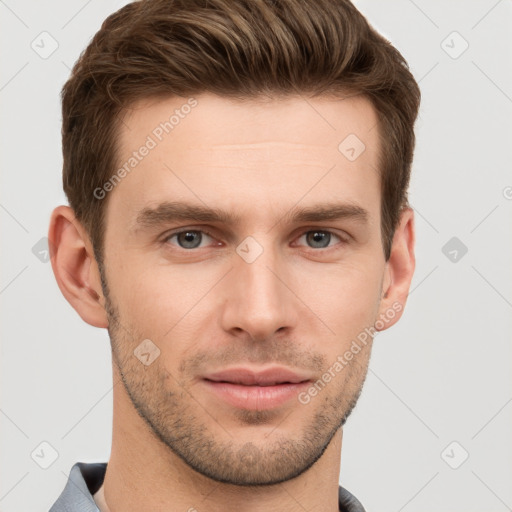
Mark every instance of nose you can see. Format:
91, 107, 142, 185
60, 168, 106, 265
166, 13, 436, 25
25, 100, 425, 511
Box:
219, 240, 298, 342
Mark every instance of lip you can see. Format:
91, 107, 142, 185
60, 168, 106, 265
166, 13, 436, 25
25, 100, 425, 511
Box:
203, 366, 312, 386
202, 366, 312, 410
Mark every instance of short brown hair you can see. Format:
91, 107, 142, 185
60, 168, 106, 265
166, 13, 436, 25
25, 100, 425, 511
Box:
61, 0, 420, 262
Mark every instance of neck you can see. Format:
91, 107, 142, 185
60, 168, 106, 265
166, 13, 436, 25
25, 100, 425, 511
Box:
103, 368, 343, 512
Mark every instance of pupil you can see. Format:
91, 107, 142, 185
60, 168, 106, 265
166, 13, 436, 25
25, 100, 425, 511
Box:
309, 231, 329, 248
180, 231, 200, 248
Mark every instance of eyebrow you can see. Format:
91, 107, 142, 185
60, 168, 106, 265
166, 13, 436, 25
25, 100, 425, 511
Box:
133, 200, 369, 230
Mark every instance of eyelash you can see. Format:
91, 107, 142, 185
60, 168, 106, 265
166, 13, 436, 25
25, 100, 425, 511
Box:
161, 228, 349, 251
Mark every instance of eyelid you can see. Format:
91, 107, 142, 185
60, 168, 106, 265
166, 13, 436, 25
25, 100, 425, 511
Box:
293, 225, 351, 241
161, 227, 218, 245
292, 229, 349, 249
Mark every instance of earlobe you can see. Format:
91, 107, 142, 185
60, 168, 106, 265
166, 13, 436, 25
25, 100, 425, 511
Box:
48, 205, 109, 328
376, 207, 416, 331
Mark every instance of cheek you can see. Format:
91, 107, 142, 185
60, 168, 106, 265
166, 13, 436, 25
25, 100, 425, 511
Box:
109, 257, 216, 343
105, 240, 384, 353
297, 260, 382, 342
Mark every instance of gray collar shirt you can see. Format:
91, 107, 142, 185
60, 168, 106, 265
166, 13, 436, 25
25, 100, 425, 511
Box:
50, 462, 366, 512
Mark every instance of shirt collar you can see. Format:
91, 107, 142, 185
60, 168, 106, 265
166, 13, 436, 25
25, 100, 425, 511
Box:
50, 462, 366, 512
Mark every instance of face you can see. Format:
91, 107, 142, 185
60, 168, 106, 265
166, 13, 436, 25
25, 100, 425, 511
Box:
100, 92, 392, 485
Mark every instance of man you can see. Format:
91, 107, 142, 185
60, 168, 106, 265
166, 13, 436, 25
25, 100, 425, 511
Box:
48, 0, 420, 510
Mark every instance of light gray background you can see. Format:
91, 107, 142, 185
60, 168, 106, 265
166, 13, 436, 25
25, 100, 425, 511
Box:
1, 1, 511, 511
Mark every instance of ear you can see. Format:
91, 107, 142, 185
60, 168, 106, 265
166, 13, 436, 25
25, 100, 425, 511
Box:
48, 205, 108, 328
376, 207, 415, 331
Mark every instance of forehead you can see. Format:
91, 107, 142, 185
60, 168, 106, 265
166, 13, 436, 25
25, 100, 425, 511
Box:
119, 92, 379, 155
109, 92, 381, 228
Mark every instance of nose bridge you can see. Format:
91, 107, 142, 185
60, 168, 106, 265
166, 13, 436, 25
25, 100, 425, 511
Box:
221, 235, 296, 340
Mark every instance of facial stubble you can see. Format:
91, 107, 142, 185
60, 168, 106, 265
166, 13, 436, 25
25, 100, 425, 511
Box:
99, 263, 372, 487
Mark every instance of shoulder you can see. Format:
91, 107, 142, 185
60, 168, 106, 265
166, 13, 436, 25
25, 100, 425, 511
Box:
49, 462, 107, 512
338, 484, 366, 512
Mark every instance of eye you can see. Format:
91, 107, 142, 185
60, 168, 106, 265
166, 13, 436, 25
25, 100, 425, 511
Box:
162, 228, 348, 252
295, 230, 347, 249
164, 229, 216, 250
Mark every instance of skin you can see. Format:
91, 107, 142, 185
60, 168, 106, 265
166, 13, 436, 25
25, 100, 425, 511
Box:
49, 92, 415, 512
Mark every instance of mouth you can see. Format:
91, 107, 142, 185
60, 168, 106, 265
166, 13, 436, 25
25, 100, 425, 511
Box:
204, 380, 306, 386
201, 366, 312, 410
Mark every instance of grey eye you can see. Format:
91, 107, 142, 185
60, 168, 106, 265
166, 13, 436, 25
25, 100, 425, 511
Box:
170, 230, 211, 249
302, 231, 337, 249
